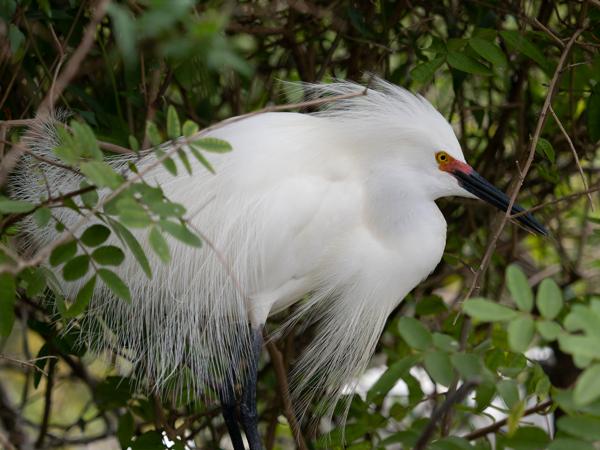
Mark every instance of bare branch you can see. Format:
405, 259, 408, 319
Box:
463, 27, 585, 301
548, 104, 593, 208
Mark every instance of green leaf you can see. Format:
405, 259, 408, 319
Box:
92, 246, 125, 266
65, 275, 96, 318
118, 209, 152, 228
506, 264, 533, 312
536, 320, 562, 340
107, 3, 136, 66
8, 24, 25, 55
98, 268, 131, 302
191, 137, 232, 153
149, 226, 170, 263
424, 351, 454, 386
0, 273, 16, 336
468, 37, 508, 67
145, 121, 162, 147
416, 296, 447, 316
588, 84, 600, 142
62, 255, 90, 281
81, 224, 111, 247
475, 382, 496, 411
190, 147, 215, 174
70, 121, 102, 161
563, 304, 600, 337
33, 207, 52, 227
507, 315, 535, 353
447, 52, 492, 75
410, 56, 445, 84
559, 334, 600, 360
450, 353, 482, 378
0, 196, 35, 213
130, 430, 165, 450
182, 120, 199, 137
117, 411, 135, 448
80, 183, 99, 208
24, 267, 46, 297
366, 355, 420, 403
557, 416, 600, 440
159, 220, 202, 247
574, 363, 600, 407
178, 148, 192, 175
110, 219, 152, 278
49, 240, 77, 266
432, 333, 459, 352
536, 278, 563, 319
536, 138, 555, 163
398, 317, 432, 350
167, 105, 181, 139
463, 298, 518, 321
429, 436, 473, 450
548, 438, 595, 450
497, 379, 520, 408
500, 30, 549, 70
501, 426, 549, 450
80, 161, 123, 189
154, 148, 178, 176
33, 344, 50, 388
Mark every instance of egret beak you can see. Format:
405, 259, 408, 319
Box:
443, 160, 547, 236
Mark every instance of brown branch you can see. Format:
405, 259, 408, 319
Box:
548, 104, 593, 208
0, 0, 111, 188
510, 183, 600, 218
0, 354, 57, 377
414, 380, 479, 450
0, 184, 97, 234
463, 399, 553, 440
37, 0, 111, 113
463, 27, 585, 301
265, 340, 308, 450
35, 357, 56, 449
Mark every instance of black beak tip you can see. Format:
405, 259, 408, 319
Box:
525, 217, 549, 237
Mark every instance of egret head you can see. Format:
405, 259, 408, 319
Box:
433, 149, 547, 235
305, 77, 547, 235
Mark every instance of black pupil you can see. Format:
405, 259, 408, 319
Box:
440, 154, 446, 160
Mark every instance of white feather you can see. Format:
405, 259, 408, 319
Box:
10, 77, 466, 417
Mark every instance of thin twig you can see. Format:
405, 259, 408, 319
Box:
463, 27, 584, 301
0, 139, 82, 175
414, 380, 479, 450
37, 0, 111, 113
510, 183, 600, 218
265, 340, 308, 450
548, 104, 593, 208
463, 399, 553, 440
0, 355, 57, 377
0, 0, 111, 188
35, 357, 56, 448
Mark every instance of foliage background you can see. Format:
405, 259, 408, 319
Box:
1, 0, 600, 449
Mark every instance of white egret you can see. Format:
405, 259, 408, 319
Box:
14, 78, 546, 450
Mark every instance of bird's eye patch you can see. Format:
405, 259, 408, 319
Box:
435, 151, 450, 164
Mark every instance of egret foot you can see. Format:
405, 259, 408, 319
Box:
240, 326, 264, 450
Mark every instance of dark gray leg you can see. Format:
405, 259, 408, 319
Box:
240, 326, 264, 450
220, 373, 245, 450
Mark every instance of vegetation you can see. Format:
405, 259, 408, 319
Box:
0, 0, 599, 449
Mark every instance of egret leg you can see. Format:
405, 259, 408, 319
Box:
240, 326, 264, 450
220, 372, 245, 450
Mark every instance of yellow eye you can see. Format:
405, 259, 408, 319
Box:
436, 151, 449, 164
